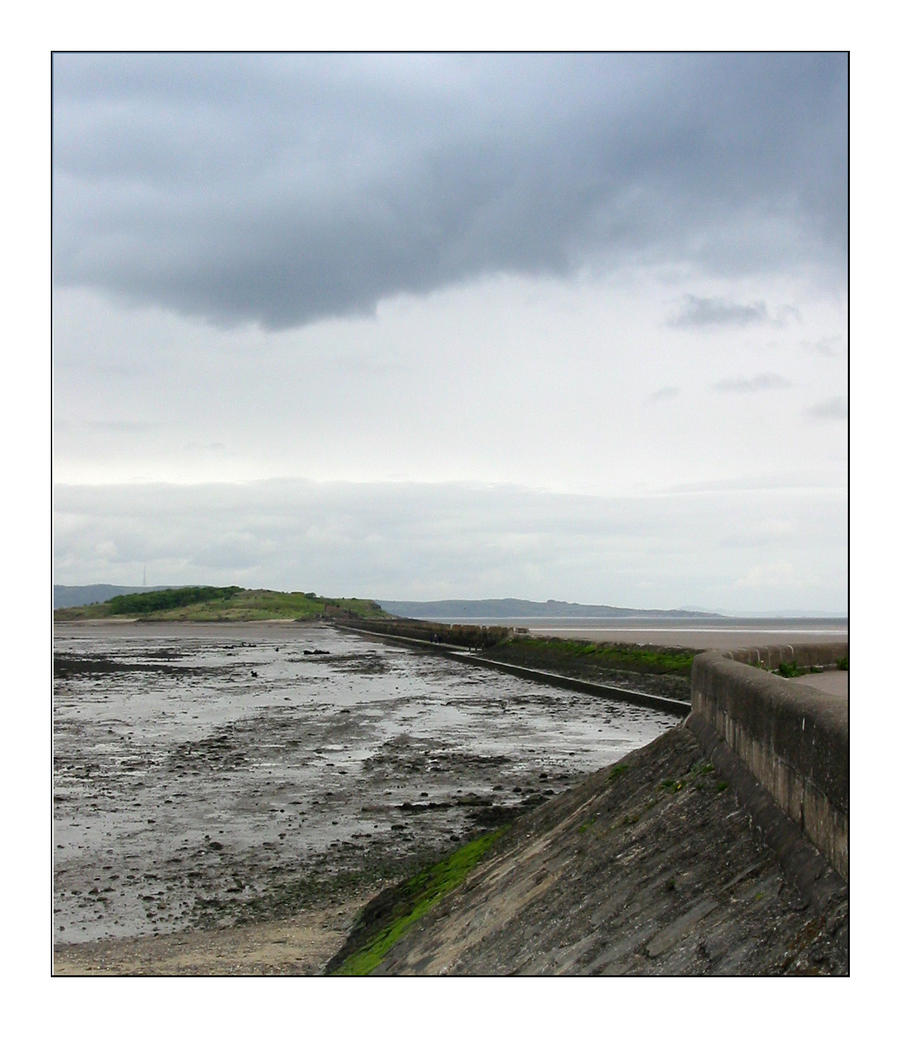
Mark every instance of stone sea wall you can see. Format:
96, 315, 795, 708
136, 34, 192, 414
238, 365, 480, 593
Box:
687, 642, 848, 880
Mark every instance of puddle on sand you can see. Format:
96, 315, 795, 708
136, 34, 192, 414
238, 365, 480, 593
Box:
53, 621, 679, 945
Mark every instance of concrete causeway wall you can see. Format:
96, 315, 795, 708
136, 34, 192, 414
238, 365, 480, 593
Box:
339, 617, 848, 883
333, 621, 691, 714
687, 643, 848, 880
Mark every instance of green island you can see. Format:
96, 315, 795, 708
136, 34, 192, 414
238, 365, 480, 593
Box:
53, 585, 387, 623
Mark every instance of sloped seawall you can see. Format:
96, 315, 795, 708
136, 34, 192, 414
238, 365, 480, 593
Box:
326, 640, 849, 975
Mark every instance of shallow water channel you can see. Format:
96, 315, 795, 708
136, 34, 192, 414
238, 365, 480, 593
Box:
53, 621, 680, 946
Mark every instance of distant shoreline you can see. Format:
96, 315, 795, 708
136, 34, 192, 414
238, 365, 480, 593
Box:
522, 621, 847, 652
53, 615, 848, 653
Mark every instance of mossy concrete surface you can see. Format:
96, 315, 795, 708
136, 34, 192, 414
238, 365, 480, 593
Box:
344, 727, 847, 975
325, 827, 509, 975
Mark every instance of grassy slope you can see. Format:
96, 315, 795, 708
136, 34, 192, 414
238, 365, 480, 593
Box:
482, 636, 696, 676
53, 586, 388, 623
336, 617, 696, 686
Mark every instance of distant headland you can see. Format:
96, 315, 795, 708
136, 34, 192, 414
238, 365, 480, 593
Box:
374, 598, 723, 619
52, 585, 385, 622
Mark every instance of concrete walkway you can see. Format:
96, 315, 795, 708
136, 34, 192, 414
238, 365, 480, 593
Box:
789, 670, 848, 699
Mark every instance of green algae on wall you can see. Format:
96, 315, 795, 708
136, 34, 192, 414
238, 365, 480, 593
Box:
328, 827, 510, 976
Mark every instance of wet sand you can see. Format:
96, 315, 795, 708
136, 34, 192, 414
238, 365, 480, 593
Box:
53, 893, 375, 976
525, 619, 848, 651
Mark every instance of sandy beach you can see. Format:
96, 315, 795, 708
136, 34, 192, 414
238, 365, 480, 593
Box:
53, 892, 374, 976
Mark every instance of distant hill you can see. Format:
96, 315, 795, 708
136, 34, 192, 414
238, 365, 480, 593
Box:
54, 584, 177, 609
375, 598, 723, 619
714, 610, 847, 619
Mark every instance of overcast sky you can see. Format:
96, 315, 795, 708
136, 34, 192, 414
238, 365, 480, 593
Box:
52, 51, 847, 612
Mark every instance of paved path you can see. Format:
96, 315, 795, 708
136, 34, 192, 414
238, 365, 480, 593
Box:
790, 670, 848, 698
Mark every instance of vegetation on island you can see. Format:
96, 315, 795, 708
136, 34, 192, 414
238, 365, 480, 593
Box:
53, 586, 388, 623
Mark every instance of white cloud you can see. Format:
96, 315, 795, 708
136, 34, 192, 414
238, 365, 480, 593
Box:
735, 561, 813, 591
713, 373, 791, 393
53, 478, 847, 613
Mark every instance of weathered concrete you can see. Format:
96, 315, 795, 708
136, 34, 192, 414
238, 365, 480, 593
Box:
688, 643, 848, 879
790, 670, 848, 697
355, 727, 848, 975
329, 639, 849, 976
335, 621, 691, 714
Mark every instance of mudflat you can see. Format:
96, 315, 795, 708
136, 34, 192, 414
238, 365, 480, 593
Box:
53, 621, 679, 974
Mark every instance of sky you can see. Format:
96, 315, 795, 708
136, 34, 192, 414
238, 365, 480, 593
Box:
51, 50, 848, 612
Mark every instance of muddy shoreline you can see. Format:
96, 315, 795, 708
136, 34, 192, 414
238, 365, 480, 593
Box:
53, 621, 680, 972
53, 891, 379, 976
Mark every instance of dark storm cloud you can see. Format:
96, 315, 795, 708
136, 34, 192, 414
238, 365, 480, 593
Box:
53, 52, 847, 331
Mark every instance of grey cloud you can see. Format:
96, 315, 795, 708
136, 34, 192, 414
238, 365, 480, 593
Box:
183, 441, 227, 454
774, 304, 802, 327
669, 295, 770, 329
807, 396, 847, 419
719, 519, 795, 548
648, 387, 679, 402
713, 374, 791, 393
192, 532, 277, 570
803, 336, 846, 357
657, 471, 836, 494
85, 420, 158, 433
53, 52, 847, 331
